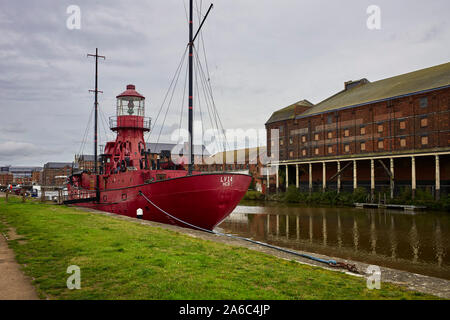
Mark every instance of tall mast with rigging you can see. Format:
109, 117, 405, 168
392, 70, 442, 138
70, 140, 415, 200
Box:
188, 1, 214, 174
88, 48, 105, 200
188, 0, 194, 174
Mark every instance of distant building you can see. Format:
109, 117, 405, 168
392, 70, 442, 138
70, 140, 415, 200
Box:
198, 146, 267, 192
75, 155, 97, 172
0, 166, 42, 186
0, 173, 13, 187
32, 169, 42, 185
41, 162, 73, 186
265, 62, 450, 199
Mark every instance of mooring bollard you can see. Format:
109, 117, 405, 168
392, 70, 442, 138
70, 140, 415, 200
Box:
136, 208, 143, 220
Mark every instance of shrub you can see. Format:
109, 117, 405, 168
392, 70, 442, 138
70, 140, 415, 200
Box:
283, 186, 300, 203
243, 190, 265, 201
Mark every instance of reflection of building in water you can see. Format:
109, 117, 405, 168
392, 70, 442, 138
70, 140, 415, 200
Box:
337, 213, 342, 248
410, 218, 420, 263
322, 213, 327, 246
226, 213, 249, 223
286, 215, 289, 239
353, 218, 359, 252
276, 215, 279, 237
220, 208, 449, 279
390, 215, 397, 259
370, 213, 377, 255
435, 220, 444, 267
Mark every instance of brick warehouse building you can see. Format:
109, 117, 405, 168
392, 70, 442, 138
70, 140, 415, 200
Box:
265, 62, 450, 200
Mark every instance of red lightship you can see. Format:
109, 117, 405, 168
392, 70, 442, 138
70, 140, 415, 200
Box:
66, 3, 251, 230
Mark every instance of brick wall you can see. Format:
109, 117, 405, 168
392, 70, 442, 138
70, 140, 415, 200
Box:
266, 87, 450, 185
267, 87, 449, 159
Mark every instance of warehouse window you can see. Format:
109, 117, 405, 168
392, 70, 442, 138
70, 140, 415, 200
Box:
421, 136, 428, 145
344, 144, 350, 152
400, 138, 406, 147
399, 120, 406, 130
289, 151, 294, 157
420, 117, 428, 128
289, 137, 293, 144
327, 131, 333, 139
328, 146, 333, 154
344, 129, 350, 137
302, 135, 307, 143
360, 126, 366, 135
378, 139, 384, 149
420, 97, 428, 108
327, 115, 333, 124
302, 149, 307, 156
378, 124, 384, 133
314, 148, 319, 155
360, 142, 366, 151
280, 139, 284, 146
314, 133, 319, 141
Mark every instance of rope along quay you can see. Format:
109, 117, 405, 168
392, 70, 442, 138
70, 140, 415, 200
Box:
138, 191, 359, 274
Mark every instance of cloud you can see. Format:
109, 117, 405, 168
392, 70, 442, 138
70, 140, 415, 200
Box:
0, 0, 449, 166
0, 141, 40, 160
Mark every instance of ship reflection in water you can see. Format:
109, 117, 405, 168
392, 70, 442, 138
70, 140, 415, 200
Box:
217, 204, 450, 280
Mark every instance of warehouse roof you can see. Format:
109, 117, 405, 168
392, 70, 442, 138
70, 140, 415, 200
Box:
266, 100, 313, 124
207, 146, 266, 163
298, 62, 450, 118
43, 162, 73, 169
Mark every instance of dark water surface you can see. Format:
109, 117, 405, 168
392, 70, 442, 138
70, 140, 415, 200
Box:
218, 201, 450, 280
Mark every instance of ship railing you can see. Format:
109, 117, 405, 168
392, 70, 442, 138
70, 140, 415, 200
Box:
66, 187, 97, 201
109, 116, 151, 131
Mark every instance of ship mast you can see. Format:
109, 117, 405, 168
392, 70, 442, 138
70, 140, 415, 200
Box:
188, 0, 193, 174
188, 1, 213, 174
88, 48, 105, 200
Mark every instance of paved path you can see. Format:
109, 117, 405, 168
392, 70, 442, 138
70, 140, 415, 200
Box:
0, 231, 39, 300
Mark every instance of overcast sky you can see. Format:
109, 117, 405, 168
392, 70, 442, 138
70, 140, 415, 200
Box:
0, 0, 449, 166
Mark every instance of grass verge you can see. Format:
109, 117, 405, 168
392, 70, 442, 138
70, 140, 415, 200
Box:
0, 197, 437, 300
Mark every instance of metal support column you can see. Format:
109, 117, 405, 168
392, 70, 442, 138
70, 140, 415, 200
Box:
322, 162, 326, 192
295, 164, 299, 189
353, 160, 357, 191
309, 163, 313, 193
285, 165, 289, 189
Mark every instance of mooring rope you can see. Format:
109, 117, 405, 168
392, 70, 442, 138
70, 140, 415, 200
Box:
137, 191, 359, 274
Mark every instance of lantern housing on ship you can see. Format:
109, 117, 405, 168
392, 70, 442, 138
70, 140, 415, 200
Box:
109, 84, 150, 131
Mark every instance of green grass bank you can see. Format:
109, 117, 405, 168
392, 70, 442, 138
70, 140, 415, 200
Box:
0, 197, 438, 300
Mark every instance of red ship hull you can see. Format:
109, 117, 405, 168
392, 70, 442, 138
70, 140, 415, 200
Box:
69, 172, 251, 230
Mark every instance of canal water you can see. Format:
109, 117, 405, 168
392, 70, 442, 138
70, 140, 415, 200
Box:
218, 202, 450, 280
